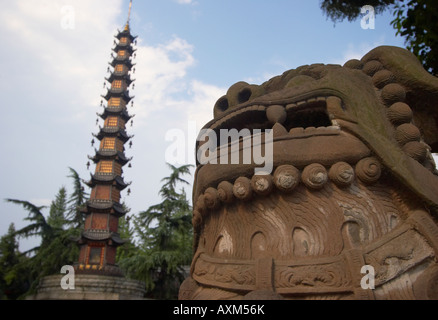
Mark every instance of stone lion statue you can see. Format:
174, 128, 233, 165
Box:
179, 46, 438, 300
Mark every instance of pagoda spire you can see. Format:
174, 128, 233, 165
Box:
123, 0, 133, 32
127, 1, 133, 25
75, 2, 138, 277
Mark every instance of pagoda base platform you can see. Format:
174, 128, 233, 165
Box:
28, 274, 146, 300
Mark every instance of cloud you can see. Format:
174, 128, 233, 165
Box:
175, 0, 195, 4
133, 36, 196, 120
0, 0, 222, 142
330, 37, 387, 65
0, 0, 123, 124
130, 37, 224, 169
131, 34, 225, 132
0, 0, 223, 245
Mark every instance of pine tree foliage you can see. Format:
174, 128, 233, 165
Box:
0, 224, 29, 300
3, 168, 87, 298
66, 167, 88, 228
320, 0, 394, 22
2, 165, 195, 300
119, 164, 194, 299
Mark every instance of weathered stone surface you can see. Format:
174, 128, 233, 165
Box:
28, 275, 146, 300
182, 46, 438, 300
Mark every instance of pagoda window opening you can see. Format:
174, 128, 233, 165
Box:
101, 137, 116, 150
115, 64, 124, 73
118, 50, 126, 57
106, 116, 119, 128
109, 97, 121, 107
112, 80, 122, 89
87, 245, 104, 265
97, 160, 113, 174
120, 37, 128, 44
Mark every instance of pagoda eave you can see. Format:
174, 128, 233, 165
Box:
85, 174, 131, 190
115, 30, 137, 41
97, 106, 132, 122
112, 45, 136, 54
81, 200, 128, 217
93, 127, 131, 143
89, 151, 132, 166
106, 73, 134, 84
110, 58, 134, 69
102, 91, 133, 104
79, 230, 127, 245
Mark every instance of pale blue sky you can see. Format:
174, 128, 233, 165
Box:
132, 0, 405, 85
0, 0, 434, 251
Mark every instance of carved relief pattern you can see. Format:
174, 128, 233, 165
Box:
190, 176, 438, 298
193, 254, 256, 290
199, 178, 404, 261
365, 227, 434, 286
275, 258, 352, 293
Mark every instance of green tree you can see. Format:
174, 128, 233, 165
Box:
5, 199, 52, 255
47, 186, 68, 229
390, 0, 438, 74
320, 0, 438, 74
119, 164, 193, 299
320, 0, 394, 22
4, 168, 87, 297
5, 189, 79, 295
66, 167, 87, 228
0, 224, 30, 300
115, 210, 139, 263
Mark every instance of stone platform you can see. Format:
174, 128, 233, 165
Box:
28, 274, 146, 300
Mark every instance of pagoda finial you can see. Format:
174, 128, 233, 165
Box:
124, 0, 133, 31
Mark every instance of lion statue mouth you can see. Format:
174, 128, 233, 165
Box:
195, 93, 370, 190
180, 46, 438, 300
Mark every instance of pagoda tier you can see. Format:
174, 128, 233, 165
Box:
113, 43, 135, 54
81, 199, 127, 216
76, 20, 137, 277
93, 126, 132, 143
116, 25, 137, 42
88, 150, 132, 166
109, 58, 135, 70
112, 40, 136, 52
101, 90, 133, 105
85, 173, 130, 190
97, 105, 133, 121
106, 73, 135, 86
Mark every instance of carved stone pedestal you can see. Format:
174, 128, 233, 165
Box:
28, 274, 146, 300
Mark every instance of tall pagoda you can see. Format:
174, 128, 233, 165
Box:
31, 1, 145, 300
76, 0, 137, 277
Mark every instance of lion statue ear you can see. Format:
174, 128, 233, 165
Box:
361, 46, 438, 153
355, 46, 438, 211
